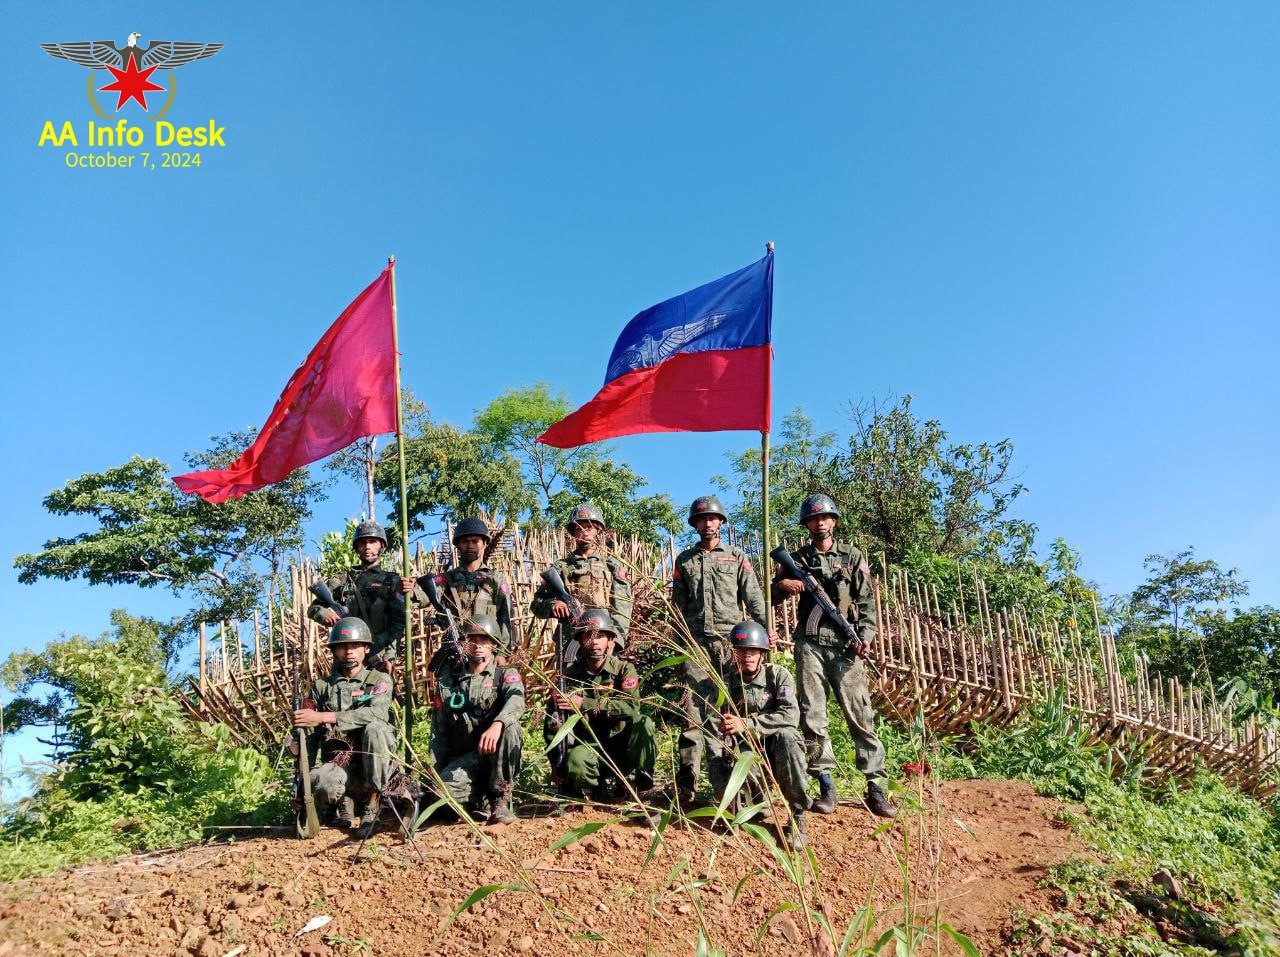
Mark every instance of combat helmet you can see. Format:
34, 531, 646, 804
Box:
799, 493, 840, 523
566, 502, 606, 528
463, 614, 506, 653
329, 617, 374, 647
728, 620, 771, 651
687, 495, 727, 527
573, 607, 617, 636
353, 520, 388, 546
452, 517, 490, 543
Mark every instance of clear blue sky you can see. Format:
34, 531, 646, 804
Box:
3, 4, 1278, 781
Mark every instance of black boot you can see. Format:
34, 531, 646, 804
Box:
356, 792, 382, 838
489, 789, 515, 825
863, 780, 896, 819
811, 773, 838, 814
634, 770, 655, 794
331, 796, 357, 829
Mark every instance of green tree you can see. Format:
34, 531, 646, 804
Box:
1200, 606, 1280, 703
14, 431, 326, 627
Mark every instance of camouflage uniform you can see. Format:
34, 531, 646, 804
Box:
548, 653, 657, 796
416, 564, 516, 649
774, 541, 885, 777
307, 566, 405, 662
531, 552, 633, 651
671, 542, 768, 797
305, 667, 398, 808
429, 658, 525, 812
702, 662, 809, 814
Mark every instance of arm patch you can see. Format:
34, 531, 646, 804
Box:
504, 671, 523, 684
621, 675, 639, 690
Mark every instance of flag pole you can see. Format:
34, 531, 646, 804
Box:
388, 255, 416, 749
762, 241, 775, 635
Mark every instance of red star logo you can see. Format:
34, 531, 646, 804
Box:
97, 57, 165, 111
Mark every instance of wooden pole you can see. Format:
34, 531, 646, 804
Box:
388, 255, 416, 749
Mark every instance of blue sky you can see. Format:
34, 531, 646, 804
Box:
3, 4, 1277, 782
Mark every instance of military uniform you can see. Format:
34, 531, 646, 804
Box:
671, 541, 768, 797
305, 667, 398, 810
549, 654, 657, 796
774, 541, 885, 778
308, 566, 405, 662
702, 662, 809, 815
417, 564, 516, 649
531, 552, 633, 651
429, 658, 525, 812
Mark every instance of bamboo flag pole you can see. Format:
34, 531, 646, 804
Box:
388, 255, 416, 748
761, 241, 775, 634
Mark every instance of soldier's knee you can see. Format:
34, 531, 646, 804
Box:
312, 764, 348, 803
362, 721, 397, 750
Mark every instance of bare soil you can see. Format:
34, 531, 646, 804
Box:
0, 779, 1081, 957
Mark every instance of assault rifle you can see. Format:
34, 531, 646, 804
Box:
769, 544, 879, 675
292, 615, 321, 839
420, 574, 466, 670
539, 568, 585, 778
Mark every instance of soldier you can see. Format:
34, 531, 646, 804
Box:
772, 494, 895, 818
293, 617, 398, 838
671, 495, 768, 807
531, 503, 633, 655
405, 516, 516, 651
308, 520, 405, 666
547, 608, 658, 804
705, 620, 811, 850
428, 614, 525, 824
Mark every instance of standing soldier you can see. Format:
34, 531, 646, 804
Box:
547, 608, 658, 803
531, 503, 633, 653
671, 495, 768, 807
405, 517, 516, 650
705, 620, 811, 850
428, 615, 525, 824
772, 494, 895, 818
308, 520, 405, 667
293, 618, 398, 838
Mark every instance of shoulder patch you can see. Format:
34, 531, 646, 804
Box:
775, 684, 789, 698
372, 682, 391, 695
504, 670, 523, 684
500, 581, 511, 594
614, 566, 629, 582
858, 559, 871, 577
621, 675, 639, 690
742, 558, 753, 572
672, 568, 682, 581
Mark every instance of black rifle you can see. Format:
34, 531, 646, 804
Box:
539, 568, 585, 779
309, 581, 350, 618
770, 544, 878, 674
292, 615, 321, 839
420, 574, 466, 670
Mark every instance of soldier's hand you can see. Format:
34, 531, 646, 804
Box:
319, 608, 341, 626
478, 720, 504, 755
293, 709, 329, 729
551, 689, 583, 711
777, 578, 804, 597
718, 714, 746, 735
550, 600, 571, 619
400, 577, 415, 595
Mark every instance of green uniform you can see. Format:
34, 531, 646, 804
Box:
671, 542, 768, 797
703, 662, 809, 813
416, 564, 516, 649
532, 552, 633, 650
547, 654, 657, 795
774, 541, 885, 777
307, 566, 405, 661
429, 659, 525, 811
305, 667, 397, 807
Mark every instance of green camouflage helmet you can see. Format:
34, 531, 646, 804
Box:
799, 493, 840, 523
566, 502, 606, 528
573, 607, 617, 636
728, 620, 771, 651
687, 495, 727, 527
353, 520, 388, 546
453, 517, 490, 543
329, 617, 374, 647
463, 614, 506, 651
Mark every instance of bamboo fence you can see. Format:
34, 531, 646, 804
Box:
181, 526, 1280, 797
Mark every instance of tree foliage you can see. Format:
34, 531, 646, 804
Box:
13, 432, 325, 626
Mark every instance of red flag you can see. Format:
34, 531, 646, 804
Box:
174, 266, 397, 503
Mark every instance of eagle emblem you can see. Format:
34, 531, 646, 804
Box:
606, 312, 729, 382
40, 32, 222, 112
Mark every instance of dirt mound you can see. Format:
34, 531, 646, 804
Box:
0, 780, 1080, 957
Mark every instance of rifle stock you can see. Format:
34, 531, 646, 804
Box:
539, 569, 583, 777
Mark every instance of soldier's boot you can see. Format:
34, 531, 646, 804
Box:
355, 792, 382, 838
633, 770, 655, 795
488, 789, 516, 825
748, 781, 773, 822
811, 773, 839, 815
787, 809, 809, 851
594, 775, 623, 806
863, 780, 897, 819
675, 764, 699, 811
331, 796, 357, 829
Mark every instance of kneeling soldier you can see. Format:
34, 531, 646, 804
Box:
547, 608, 658, 803
293, 617, 398, 838
705, 620, 812, 850
429, 615, 525, 824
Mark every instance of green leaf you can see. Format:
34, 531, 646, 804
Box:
714, 751, 760, 823
548, 818, 620, 853
444, 883, 523, 927
938, 923, 982, 957
543, 712, 581, 753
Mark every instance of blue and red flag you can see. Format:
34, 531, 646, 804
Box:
538, 252, 774, 448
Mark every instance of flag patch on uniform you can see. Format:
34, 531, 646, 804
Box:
431, 694, 444, 710
743, 559, 753, 572
500, 582, 511, 593
504, 671, 523, 684
621, 675, 639, 689
372, 682, 391, 695
615, 567, 628, 581
672, 569, 682, 580
776, 686, 788, 698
